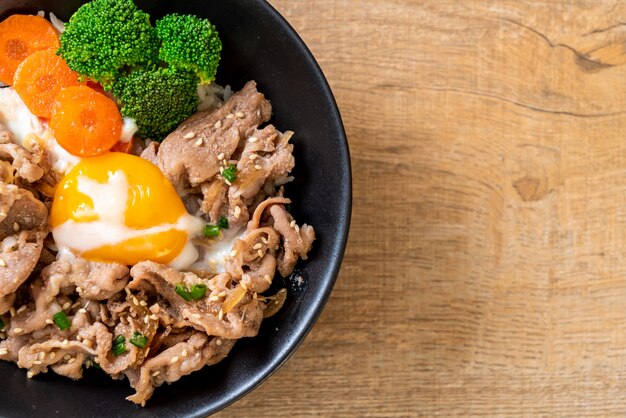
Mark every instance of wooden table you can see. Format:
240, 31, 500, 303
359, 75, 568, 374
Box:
218, 1, 626, 416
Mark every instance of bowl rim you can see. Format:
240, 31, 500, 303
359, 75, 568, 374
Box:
195, 2, 352, 416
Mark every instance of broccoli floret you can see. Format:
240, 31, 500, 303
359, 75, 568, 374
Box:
155, 14, 222, 84
113, 67, 199, 140
58, 0, 160, 89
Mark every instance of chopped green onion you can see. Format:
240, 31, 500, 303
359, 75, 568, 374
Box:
190, 284, 207, 300
129, 331, 148, 349
53, 311, 71, 331
218, 216, 229, 229
175, 284, 193, 301
112, 334, 127, 356
203, 224, 220, 237
176, 283, 207, 301
0, 318, 5, 331
222, 164, 237, 183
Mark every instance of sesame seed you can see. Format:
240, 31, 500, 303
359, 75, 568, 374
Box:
218, 291, 226, 298
144, 316, 149, 324
229, 250, 237, 257
150, 304, 160, 313
209, 295, 219, 302
255, 165, 262, 170
264, 275, 272, 284
289, 220, 296, 228
249, 154, 258, 161
234, 206, 241, 218
132, 297, 139, 305
253, 243, 262, 250
226, 113, 234, 119
12, 328, 22, 334
218, 310, 223, 320
68, 358, 76, 364
49, 352, 56, 360
151, 370, 160, 377
257, 249, 264, 257
139, 300, 147, 307
184, 132, 195, 139
295, 225, 300, 233
141, 401, 146, 408
235, 112, 244, 118
39, 352, 45, 360
33, 360, 42, 365
0, 259, 6, 268
9, 307, 15, 317
150, 314, 158, 321
45, 319, 53, 324
62, 339, 69, 346
216, 339, 222, 346
27, 371, 34, 379
16, 305, 27, 314
214, 120, 222, 129
63, 354, 71, 361
12, 222, 18, 232
217, 153, 225, 160
219, 166, 224, 174
224, 179, 232, 186
261, 237, 268, 244
62, 302, 70, 310
170, 356, 179, 363
195, 138, 203, 146
76, 287, 82, 293
248, 136, 258, 143
78, 308, 87, 314
0, 348, 8, 355
182, 349, 188, 357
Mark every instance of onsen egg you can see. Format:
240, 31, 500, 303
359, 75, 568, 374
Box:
50, 152, 205, 267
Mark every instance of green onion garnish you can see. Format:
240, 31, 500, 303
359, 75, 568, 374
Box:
203, 225, 220, 237
176, 283, 207, 301
175, 284, 193, 301
129, 331, 148, 349
0, 318, 5, 331
218, 216, 229, 229
222, 164, 237, 183
53, 311, 71, 331
190, 284, 207, 300
112, 334, 127, 356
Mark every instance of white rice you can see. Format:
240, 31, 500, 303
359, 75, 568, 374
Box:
197, 83, 231, 111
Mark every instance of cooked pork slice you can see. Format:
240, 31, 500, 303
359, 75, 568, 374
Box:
0, 182, 48, 240
126, 332, 235, 405
0, 125, 49, 184
145, 81, 272, 194
0, 182, 48, 298
129, 261, 264, 340
269, 204, 315, 277
44, 257, 130, 300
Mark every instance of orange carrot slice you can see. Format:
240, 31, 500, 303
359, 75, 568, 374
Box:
0, 15, 59, 85
110, 136, 135, 154
13, 49, 83, 118
51, 86, 122, 157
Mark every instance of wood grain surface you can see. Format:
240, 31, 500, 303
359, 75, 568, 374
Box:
217, 1, 626, 416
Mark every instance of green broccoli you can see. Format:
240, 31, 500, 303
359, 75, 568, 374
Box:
155, 14, 222, 84
58, 0, 160, 89
113, 67, 199, 140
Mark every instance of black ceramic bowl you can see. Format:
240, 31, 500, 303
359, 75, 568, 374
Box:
0, 1, 351, 416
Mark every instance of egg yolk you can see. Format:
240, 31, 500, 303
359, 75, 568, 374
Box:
50, 152, 197, 265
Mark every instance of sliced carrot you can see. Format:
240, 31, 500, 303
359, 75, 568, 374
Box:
50, 86, 122, 157
110, 136, 136, 154
0, 15, 59, 85
13, 49, 83, 118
